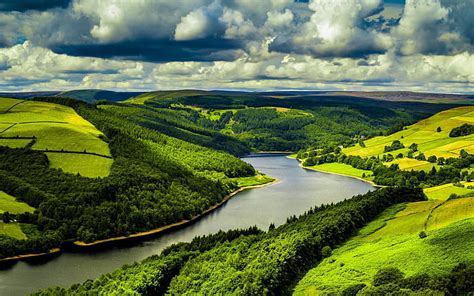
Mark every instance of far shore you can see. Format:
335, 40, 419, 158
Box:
291, 156, 380, 188
0, 178, 277, 263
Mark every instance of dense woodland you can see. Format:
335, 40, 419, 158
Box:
0, 97, 256, 258
141, 94, 455, 151
35, 187, 427, 295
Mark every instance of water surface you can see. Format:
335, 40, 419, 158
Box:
0, 155, 373, 295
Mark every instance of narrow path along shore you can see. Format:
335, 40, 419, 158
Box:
0, 178, 277, 264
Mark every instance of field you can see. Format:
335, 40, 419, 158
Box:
294, 197, 474, 295
307, 163, 372, 179
231, 173, 275, 188
0, 223, 27, 240
0, 98, 112, 177
0, 191, 35, 239
387, 158, 439, 171
0, 191, 35, 214
344, 106, 474, 159
424, 182, 474, 200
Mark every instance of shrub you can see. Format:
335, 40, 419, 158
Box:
373, 267, 405, 286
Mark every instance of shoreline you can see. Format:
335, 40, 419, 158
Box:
73, 179, 277, 248
291, 157, 380, 187
0, 178, 277, 263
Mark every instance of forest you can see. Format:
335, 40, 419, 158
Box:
35, 187, 428, 295
0, 97, 257, 258
135, 93, 457, 151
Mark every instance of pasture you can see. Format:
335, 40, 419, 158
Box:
0, 99, 112, 178
0, 191, 35, 214
307, 163, 372, 179
294, 197, 474, 295
344, 106, 474, 158
424, 182, 474, 200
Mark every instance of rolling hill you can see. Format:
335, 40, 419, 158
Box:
344, 106, 474, 171
0, 98, 113, 178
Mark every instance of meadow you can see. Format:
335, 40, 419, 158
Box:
0, 191, 35, 239
294, 197, 474, 295
306, 163, 372, 179
0, 98, 112, 178
344, 106, 474, 163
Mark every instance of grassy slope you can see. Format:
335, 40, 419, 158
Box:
0, 191, 35, 239
0, 98, 112, 178
424, 182, 474, 200
344, 106, 474, 162
0, 191, 35, 214
306, 163, 372, 179
294, 195, 474, 295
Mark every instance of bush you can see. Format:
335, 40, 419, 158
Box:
321, 246, 332, 258
419, 231, 427, 239
342, 283, 366, 296
373, 267, 405, 286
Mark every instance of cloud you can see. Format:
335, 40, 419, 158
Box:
394, 0, 474, 55
269, 0, 391, 58
0, 0, 473, 92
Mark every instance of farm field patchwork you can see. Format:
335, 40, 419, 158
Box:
0, 99, 112, 177
344, 106, 474, 158
388, 158, 439, 171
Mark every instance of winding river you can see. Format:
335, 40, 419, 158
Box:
0, 155, 374, 295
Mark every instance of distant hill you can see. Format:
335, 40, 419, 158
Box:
56, 89, 144, 103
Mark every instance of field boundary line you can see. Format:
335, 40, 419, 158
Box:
1, 100, 28, 113
40, 150, 113, 159
0, 123, 16, 134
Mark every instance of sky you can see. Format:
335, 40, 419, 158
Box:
0, 0, 473, 93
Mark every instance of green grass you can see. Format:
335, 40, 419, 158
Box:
46, 153, 113, 178
294, 197, 474, 295
0, 191, 35, 214
0, 98, 23, 112
424, 182, 474, 200
308, 163, 372, 179
388, 158, 439, 171
232, 173, 275, 188
344, 106, 474, 158
0, 99, 112, 178
0, 138, 32, 148
0, 222, 27, 240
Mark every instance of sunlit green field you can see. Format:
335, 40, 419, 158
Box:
0, 191, 35, 214
46, 153, 113, 178
0, 222, 27, 240
387, 158, 439, 171
294, 197, 474, 295
344, 106, 474, 158
307, 163, 372, 179
232, 173, 275, 188
0, 99, 112, 177
424, 182, 474, 200
0, 191, 35, 239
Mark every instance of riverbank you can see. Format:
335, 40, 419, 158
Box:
292, 157, 379, 187
0, 177, 277, 263
73, 179, 277, 249
0, 248, 61, 266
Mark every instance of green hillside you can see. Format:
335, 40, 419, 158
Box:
0, 98, 113, 178
125, 91, 455, 152
0, 97, 267, 259
294, 196, 473, 295
345, 106, 474, 162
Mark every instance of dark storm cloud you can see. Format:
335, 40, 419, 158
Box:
0, 0, 71, 11
51, 38, 243, 63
